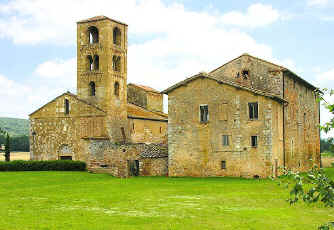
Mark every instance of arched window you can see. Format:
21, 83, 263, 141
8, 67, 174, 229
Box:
113, 27, 121, 45
114, 82, 119, 96
87, 55, 93, 71
89, 81, 96, 96
64, 99, 69, 114
88, 26, 99, 44
112, 56, 121, 72
93, 55, 99, 70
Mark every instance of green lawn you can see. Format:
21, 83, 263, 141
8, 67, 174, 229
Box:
0, 170, 334, 230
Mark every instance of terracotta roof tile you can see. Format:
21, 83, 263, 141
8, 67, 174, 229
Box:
128, 83, 160, 94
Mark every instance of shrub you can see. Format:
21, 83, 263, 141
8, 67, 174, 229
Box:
331, 162, 334, 168
0, 160, 86, 171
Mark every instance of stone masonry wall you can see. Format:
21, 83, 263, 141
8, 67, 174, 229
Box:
168, 77, 283, 178
87, 140, 168, 177
283, 71, 320, 171
210, 54, 284, 98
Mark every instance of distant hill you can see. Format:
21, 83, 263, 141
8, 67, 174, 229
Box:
0, 117, 29, 136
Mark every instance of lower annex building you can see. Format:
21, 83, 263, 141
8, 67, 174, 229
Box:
29, 16, 320, 178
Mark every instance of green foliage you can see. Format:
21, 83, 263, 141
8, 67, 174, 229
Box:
278, 166, 334, 229
321, 139, 334, 154
4, 133, 10, 162
0, 135, 29, 152
0, 117, 29, 136
0, 160, 86, 171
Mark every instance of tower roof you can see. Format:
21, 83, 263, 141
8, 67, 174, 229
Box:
77, 15, 128, 26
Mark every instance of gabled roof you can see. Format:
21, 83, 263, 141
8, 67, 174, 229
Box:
210, 53, 318, 90
77, 15, 128, 26
127, 103, 168, 121
29, 91, 106, 117
128, 83, 161, 94
161, 72, 287, 103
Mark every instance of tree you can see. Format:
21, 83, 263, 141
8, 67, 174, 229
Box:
4, 133, 10, 162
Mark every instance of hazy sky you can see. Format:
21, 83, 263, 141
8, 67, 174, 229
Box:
0, 0, 333, 137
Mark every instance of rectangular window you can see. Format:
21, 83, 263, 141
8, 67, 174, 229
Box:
248, 102, 258, 119
64, 99, 69, 115
221, 161, 226, 169
222, 135, 229, 146
251, 136, 258, 147
200, 105, 209, 123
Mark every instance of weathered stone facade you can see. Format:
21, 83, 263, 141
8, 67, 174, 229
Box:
163, 54, 320, 178
29, 16, 168, 177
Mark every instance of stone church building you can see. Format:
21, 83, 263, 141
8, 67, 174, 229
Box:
30, 16, 320, 178
29, 16, 168, 177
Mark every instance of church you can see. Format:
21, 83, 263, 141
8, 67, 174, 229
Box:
30, 16, 321, 178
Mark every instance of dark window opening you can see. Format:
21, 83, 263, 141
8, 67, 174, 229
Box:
113, 27, 121, 45
253, 175, 260, 179
222, 135, 229, 146
60, 156, 72, 160
236, 72, 240, 78
89, 81, 96, 96
93, 55, 99, 70
121, 127, 126, 143
251, 136, 258, 147
221, 160, 226, 169
64, 99, 69, 115
242, 70, 249, 79
112, 56, 121, 72
87, 55, 93, 71
114, 82, 120, 96
88, 26, 99, 44
248, 102, 258, 119
128, 160, 139, 176
133, 123, 135, 131
160, 127, 162, 133
293, 80, 296, 89
200, 105, 208, 123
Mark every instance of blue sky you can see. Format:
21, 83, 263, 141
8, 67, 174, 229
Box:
0, 0, 333, 137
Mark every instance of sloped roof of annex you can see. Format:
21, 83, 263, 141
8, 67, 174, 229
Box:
29, 91, 106, 118
161, 72, 288, 104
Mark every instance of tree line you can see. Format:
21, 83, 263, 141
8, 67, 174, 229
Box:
0, 135, 29, 152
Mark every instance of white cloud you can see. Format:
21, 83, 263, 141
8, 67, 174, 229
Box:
307, 0, 329, 7
0, 0, 299, 119
221, 3, 281, 28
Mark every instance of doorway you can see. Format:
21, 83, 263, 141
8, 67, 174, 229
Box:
128, 160, 139, 176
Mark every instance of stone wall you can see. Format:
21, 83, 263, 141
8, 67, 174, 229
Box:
210, 54, 283, 98
283, 71, 320, 171
87, 140, 168, 177
167, 77, 283, 178
128, 118, 167, 144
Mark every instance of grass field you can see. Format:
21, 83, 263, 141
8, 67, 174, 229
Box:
0, 170, 334, 230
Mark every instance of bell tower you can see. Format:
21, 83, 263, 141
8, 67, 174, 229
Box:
76, 16, 128, 142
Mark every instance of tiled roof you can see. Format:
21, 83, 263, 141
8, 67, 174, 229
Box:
161, 72, 288, 104
140, 144, 168, 158
77, 15, 128, 26
127, 103, 168, 120
128, 83, 161, 94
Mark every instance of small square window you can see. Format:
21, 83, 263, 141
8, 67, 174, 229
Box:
222, 135, 229, 146
242, 70, 249, 79
251, 136, 258, 147
221, 160, 226, 169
